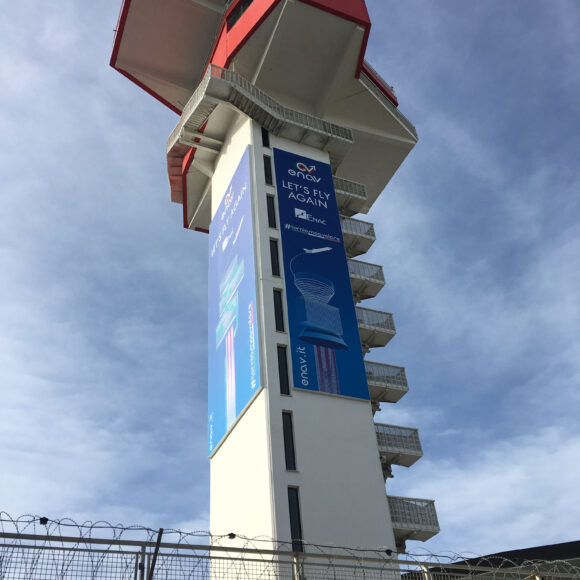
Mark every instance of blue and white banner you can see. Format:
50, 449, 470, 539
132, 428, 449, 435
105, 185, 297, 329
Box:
273, 148, 369, 400
208, 148, 260, 454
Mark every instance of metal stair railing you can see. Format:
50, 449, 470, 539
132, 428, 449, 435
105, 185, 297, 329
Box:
168, 64, 353, 157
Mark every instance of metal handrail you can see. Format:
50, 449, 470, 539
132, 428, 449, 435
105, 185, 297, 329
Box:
167, 68, 215, 149
387, 496, 439, 530
374, 423, 422, 455
347, 259, 384, 283
169, 65, 353, 153
332, 176, 366, 199
214, 65, 352, 140
355, 306, 395, 331
365, 361, 408, 389
340, 216, 375, 238
363, 60, 397, 96
360, 69, 418, 139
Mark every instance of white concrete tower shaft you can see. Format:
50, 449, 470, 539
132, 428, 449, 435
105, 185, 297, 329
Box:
110, 0, 439, 555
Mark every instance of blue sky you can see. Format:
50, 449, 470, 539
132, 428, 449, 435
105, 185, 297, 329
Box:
1, 0, 579, 557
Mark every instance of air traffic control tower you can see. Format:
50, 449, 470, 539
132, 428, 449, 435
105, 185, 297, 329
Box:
111, 0, 439, 554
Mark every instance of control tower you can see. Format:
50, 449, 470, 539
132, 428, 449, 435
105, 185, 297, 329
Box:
111, 0, 439, 554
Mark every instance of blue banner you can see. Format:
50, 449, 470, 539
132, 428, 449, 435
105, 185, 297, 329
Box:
273, 148, 369, 400
208, 148, 260, 454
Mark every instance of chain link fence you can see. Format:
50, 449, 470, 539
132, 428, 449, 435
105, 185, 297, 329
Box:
1, 514, 578, 579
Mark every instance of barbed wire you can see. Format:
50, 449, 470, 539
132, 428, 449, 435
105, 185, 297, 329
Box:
401, 546, 580, 579
0, 512, 400, 558
0, 513, 579, 579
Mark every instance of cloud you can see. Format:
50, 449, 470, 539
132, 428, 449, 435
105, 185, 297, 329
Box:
389, 426, 580, 556
361, 0, 580, 557
0, 0, 210, 531
0, 0, 578, 561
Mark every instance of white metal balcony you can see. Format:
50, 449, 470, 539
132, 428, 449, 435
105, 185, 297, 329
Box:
375, 423, 422, 479
365, 361, 409, 407
348, 259, 385, 303
341, 217, 376, 258
387, 496, 440, 548
355, 306, 396, 351
333, 176, 368, 217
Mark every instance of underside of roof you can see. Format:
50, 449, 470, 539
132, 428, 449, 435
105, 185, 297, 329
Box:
110, 0, 415, 230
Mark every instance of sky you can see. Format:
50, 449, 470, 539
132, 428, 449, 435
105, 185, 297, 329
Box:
1, 0, 579, 559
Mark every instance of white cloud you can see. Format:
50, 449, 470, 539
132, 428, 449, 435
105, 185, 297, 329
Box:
389, 426, 580, 555
0, 0, 578, 562
360, 0, 580, 558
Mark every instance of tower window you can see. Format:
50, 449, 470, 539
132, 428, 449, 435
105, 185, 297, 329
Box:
277, 345, 290, 395
273, 289, 284, 332
267, 195, 277, 228
264, 155, 273, 185
288, 487, 304, 553
261, 127, 270, 148
270, 239, 280, 277
282, 412, 297, 470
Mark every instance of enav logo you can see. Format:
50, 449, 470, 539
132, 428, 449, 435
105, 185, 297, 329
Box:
296, 162, 315, 174
295, 207, 326, 225
287, 160, 321, 182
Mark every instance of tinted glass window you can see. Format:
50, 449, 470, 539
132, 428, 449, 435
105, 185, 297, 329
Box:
270, 239, 280, 276
277, 345, 290, 395
261, 127, 270, 148
288, 487, 304, 553
282, 412, 296, 470
264, 155, 273, 185
273, 290, 284, 331
267, 195, 277, 228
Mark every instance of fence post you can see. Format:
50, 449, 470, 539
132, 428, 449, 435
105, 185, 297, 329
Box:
147, 528, 164, 580
293, 553, 305, 580
139, 545, 146, 580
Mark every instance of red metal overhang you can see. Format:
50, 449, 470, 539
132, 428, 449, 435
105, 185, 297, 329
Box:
210, 0, 371, 76
110, 0, 225, 114
110, 0, 388, 114
111, 0, 405, 231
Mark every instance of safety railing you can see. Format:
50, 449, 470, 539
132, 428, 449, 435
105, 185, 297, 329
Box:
341, 216, 375, 238
360, 64, 418, 139
333, 176, 368, 215
169, 65, 353, 154
219, 65, 352, 139
365, 361, 408, 391
363, 60, 397, 97
355, 306, 395, 332
388, 496, 440, 532
333, 176, 366, 200
375, 423, 422, 457
348, 258, 384, 283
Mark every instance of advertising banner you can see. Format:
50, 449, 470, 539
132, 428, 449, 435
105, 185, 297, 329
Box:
208, 148, 260, 454
273, 148, 369, 400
